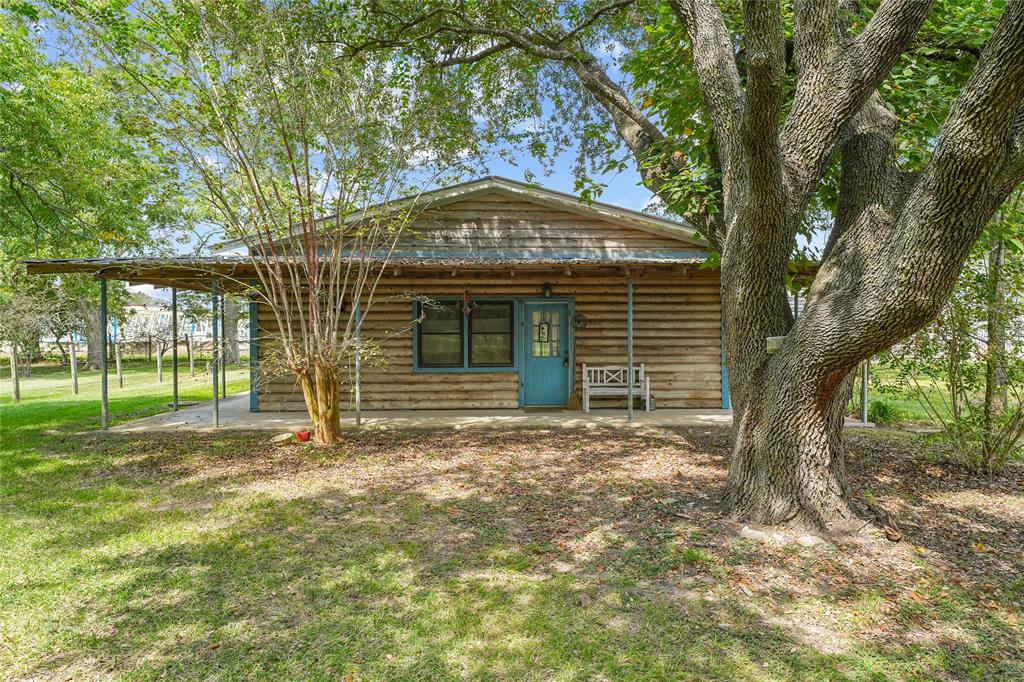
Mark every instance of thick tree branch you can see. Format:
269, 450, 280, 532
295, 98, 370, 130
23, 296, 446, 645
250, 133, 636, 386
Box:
740, 0, 786, 224
667, 0, 745, 226
780, 0, 935, 215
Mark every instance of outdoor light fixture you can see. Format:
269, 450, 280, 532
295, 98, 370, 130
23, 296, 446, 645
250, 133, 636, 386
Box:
542, 284, 553, 298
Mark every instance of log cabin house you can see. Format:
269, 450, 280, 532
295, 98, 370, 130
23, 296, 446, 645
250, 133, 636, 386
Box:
26, 177, 729, 415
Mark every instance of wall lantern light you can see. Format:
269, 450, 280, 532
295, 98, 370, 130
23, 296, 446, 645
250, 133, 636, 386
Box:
542, 283, 553, 298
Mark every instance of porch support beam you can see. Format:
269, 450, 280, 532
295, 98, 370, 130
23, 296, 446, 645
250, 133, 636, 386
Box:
627, 270, 634, 423
249, 288, 258, 413
355, 300, 362, 427
172, 287, 179, 411
100, 276, 108, 430
211, 279, 219, 428
220, 294, 226, 398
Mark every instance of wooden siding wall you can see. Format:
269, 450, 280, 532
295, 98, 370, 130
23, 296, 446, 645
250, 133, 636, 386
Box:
391, 192, 702, 257
256, 268, 722, 412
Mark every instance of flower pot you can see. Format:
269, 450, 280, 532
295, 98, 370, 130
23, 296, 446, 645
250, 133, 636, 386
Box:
296, 431, 311, 442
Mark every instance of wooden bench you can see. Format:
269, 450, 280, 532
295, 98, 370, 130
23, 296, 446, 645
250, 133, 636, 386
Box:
582, 363, 651, 412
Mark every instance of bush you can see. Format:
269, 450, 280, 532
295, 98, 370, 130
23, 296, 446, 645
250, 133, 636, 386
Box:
868, 399, 906, 426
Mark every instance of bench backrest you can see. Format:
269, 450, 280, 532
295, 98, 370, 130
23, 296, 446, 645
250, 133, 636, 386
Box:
583, 364, 645, 387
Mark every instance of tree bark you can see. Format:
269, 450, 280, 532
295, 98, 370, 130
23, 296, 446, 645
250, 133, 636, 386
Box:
984, 237, 1007, 462
69, 339, 79, 395
157, 349, 163, 383
296, 364, 342, 444
77, 297, 104, 370
223, 300, 240, 364
9, 343, 20, 403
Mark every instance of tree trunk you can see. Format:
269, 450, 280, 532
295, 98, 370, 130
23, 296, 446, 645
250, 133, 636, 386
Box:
157, 350, 163, 383
296, 364, 342, 444
78, 297, 104, 370
115, 340, 123, 388
186, 334, 195, 377
9, 343, 20, 403
69, 339, 79, 395
983, 237, 1007, 465
724, 335, 859, 529
223, 300, 240, 364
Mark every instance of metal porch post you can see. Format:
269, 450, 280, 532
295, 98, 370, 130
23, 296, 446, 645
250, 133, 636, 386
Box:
100, 276, 108, 430
172, 287, 179, 411
212, 279, 219, 428
627, 271, 634, 423
355, 301, 362, 428
220, 294, 226, 398
249, 289, 258, 413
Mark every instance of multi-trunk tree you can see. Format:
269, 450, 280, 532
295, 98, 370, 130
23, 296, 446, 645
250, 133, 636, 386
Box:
342, 0, 1024, 529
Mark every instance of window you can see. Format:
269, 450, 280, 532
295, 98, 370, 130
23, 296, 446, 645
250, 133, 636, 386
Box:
531, 309, 561, 357
416, 301, 515, 370
418, 304, 462, 367
470, 302, 513, 367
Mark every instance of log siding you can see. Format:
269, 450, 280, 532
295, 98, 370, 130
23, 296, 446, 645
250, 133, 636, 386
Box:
256, 268, 722, 412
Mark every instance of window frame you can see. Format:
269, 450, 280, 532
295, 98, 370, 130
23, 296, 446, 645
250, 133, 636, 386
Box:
468, 301, 515, 368
414, 299, 518, 372
416, 303, 464, 368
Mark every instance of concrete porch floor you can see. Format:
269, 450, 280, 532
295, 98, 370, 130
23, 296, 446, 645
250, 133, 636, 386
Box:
110, 393, 735, 432
109, 394, 875, 433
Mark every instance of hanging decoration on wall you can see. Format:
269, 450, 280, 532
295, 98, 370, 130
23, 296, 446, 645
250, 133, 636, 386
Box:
459, 290, 476, 316
572, 313, 588, 329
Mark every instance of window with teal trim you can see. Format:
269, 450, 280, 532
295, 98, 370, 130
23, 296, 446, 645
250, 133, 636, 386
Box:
418, 304, 462, 367
416, 301, 515, 370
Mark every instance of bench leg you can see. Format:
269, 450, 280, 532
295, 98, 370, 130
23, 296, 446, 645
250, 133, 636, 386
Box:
583, 390, 590, 413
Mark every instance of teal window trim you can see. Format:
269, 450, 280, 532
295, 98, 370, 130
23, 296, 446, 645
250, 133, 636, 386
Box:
413, 299, 518, 373
412, 297, 575, 383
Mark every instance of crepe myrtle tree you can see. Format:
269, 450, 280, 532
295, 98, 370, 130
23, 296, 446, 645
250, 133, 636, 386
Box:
68, 0, 466, 443
339, 0, 1024, 529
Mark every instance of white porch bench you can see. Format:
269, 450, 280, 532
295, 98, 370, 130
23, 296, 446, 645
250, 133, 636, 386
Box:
582, 363, 651, 412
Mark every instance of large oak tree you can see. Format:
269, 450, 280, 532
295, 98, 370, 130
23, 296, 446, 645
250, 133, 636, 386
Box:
341, 0, 1024, 530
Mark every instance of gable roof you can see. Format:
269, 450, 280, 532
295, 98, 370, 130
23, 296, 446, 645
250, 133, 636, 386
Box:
212, 176, 706, 253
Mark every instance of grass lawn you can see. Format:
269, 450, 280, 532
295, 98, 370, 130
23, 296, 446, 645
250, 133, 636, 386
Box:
2, 363, 1023, 680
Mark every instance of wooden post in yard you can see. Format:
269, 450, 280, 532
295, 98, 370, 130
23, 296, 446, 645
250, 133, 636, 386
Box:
69, 335, 79, 395
100, 276, 108, 430
627, 270, 634, 423
172, 288, 179, 411
211, 279, 219, 428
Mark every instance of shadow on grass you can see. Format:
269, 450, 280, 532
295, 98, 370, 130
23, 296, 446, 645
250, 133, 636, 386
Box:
2, 427, 1022, 680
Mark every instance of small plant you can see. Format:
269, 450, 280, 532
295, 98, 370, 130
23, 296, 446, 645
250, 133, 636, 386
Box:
868, 399, 906, 426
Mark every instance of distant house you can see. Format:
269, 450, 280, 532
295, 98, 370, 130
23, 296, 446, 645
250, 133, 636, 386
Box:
27, 177, 726, 412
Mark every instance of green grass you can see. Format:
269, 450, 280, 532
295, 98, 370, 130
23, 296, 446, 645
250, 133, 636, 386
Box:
1, 361, 1022, 680
0, 357, 249, 443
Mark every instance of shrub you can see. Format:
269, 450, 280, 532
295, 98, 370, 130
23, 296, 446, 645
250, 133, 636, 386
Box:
868, 399, 905, 426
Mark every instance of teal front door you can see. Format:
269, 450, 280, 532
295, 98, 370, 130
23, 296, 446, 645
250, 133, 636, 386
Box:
523, 303, 570, 405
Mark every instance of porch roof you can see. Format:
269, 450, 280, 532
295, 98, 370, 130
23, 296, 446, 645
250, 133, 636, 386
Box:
24, 254, 709, 292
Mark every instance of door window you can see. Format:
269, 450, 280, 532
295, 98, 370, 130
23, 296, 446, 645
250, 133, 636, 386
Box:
531, 309, 561, 357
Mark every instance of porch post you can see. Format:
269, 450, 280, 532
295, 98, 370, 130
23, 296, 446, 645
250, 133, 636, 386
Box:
249, 288, 258, 413
171, 287, 179, 411
100, 276, 108, 430
220, 294, 226, 398
355, 301, 362, 427
211, 279, 219, 428
626, 270, 634, 423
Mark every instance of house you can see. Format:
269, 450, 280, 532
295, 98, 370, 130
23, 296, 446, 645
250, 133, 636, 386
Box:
26, 177, 727, 413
